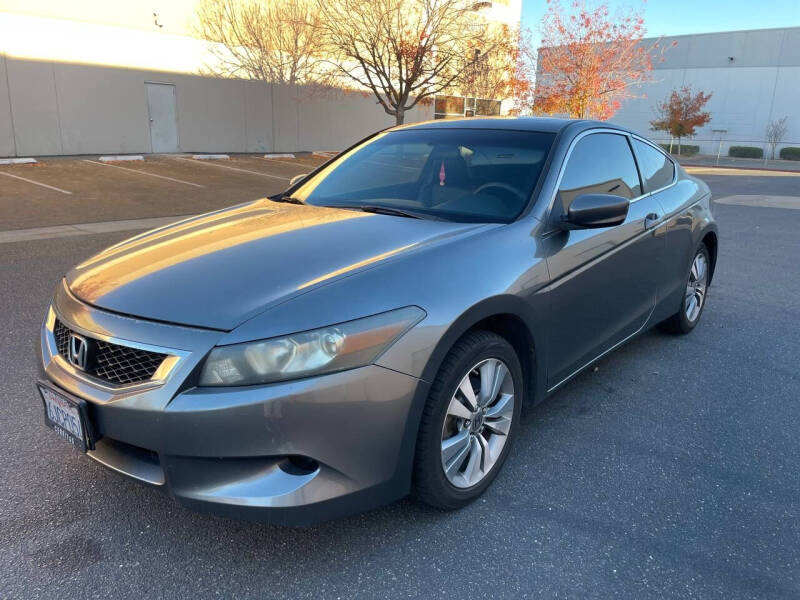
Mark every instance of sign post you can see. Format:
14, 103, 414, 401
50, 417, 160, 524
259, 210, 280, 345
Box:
712, 129, 728, 166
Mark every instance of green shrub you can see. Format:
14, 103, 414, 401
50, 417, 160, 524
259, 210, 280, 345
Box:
658, 143, 699, 156
729, 146, 763, 159
779, 147, 800, 161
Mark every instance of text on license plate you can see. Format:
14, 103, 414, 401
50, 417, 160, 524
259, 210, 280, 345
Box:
41, 387, 83, 440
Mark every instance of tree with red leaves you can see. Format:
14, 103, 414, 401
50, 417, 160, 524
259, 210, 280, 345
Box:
535, 0, 665, 120
509, 27, 539, 115
650, 86, 712, 155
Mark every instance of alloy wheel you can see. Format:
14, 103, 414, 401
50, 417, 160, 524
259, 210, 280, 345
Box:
685, 251, 708, 323
440, 358, 515, 489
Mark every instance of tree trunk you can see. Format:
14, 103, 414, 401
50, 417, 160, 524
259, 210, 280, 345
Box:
395, 109, 405, 125
678, 137, 682, 156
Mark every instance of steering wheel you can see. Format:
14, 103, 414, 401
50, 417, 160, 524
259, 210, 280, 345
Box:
474, 182, 527, 203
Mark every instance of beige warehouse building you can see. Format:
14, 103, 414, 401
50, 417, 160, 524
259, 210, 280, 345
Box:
0, 0, 522, 157
611, 27, 800, 156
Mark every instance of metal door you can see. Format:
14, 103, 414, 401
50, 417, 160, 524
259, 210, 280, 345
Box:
146, 83, 179, 153
543, 132, 664, 389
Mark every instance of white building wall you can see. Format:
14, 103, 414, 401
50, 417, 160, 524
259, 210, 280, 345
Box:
0, 54, 17, 157
0, 4, 523, 157
0, 8, 439, 157
0, 56, 434, 157
5, 57, 63, 156
244, 80, 275, 153
55, 62, 153, 155
611, 27, 800, 155
174, 74, 249, 153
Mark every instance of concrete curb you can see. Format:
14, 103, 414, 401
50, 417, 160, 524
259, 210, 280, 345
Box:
685, 165, 800, 176
193, 154, 230, 160
264, 153, 295, 159
0, 157, 37, 165
0, 214, 194, 244
99, 155, 144, 162
685, 164, 800, 174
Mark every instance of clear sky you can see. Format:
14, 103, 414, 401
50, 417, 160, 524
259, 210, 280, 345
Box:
521, 0, 800, 43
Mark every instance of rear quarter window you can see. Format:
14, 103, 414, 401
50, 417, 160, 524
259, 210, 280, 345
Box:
633, 139, 675, 192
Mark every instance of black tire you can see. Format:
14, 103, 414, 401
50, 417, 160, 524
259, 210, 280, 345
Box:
412, 330, 523, 510
659, 243, 711, 334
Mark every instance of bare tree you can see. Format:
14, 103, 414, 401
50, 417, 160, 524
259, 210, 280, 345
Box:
315, 0, 494, 125
194, 0, 332, 86
765, 116, 789, 160
456, 25, 534, 107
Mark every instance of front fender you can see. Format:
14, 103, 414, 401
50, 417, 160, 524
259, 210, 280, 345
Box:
377, 294, 549, 499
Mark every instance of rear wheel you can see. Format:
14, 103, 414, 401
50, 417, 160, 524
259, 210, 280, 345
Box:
413, 330, 523, 509
659, 243, 711, 334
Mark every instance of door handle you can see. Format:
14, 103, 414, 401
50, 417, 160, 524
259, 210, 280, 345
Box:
645, 213, 659, 229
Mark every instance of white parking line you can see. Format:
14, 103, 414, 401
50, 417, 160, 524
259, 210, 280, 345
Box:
0, 171, 72, 195
260, 156, 311, 168
176, 157, 289, 180
193, 154, 230, 160
84, 160, 204, 188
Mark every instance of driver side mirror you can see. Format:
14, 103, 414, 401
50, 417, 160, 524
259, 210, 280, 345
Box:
289, 173, 308, 187
560, 194, 629, 230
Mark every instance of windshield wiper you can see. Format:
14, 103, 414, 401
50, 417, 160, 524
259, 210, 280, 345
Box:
359, 205, 425, 219
335, 204, 441, 220
271, 194, 304, 205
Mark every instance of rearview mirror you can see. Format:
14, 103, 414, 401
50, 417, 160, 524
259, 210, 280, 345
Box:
289, 173, 308, 187
560, 194, 629, 230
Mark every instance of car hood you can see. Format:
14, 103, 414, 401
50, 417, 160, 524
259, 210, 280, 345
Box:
66, 200, 487, 330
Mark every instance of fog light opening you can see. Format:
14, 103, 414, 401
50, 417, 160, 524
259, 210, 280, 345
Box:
280, 455, 319, 476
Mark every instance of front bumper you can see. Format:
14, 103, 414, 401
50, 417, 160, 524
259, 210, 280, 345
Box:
39, 281, 426, 525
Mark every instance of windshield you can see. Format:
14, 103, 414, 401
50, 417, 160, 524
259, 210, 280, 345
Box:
291, 128, 555, 223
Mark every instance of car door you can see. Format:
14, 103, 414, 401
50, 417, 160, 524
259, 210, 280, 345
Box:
629, 137, 692, 311
543, 131, 665, 389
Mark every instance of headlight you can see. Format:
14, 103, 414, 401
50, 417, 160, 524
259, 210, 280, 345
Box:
199, 306, 425, 386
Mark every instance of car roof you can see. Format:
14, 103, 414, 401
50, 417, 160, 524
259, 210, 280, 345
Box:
392, 116, 627, 135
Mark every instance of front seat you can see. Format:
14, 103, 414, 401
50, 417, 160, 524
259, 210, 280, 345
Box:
417, 147, 472, 207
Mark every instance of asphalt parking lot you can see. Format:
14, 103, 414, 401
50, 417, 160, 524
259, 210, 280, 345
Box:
1, 163, 799, 598
0, 153, 327, 230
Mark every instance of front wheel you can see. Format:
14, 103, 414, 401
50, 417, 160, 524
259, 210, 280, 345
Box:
659, 243, 711, 334
413, 330, 523, 510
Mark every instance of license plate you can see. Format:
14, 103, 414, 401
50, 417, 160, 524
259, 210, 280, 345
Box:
38, 383, 92, 452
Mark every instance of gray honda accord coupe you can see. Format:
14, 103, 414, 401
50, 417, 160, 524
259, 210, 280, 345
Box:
38, 117, 717, 525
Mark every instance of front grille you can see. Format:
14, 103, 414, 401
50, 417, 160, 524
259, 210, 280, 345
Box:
53, 319, 71, 357
53, 319, 167, 385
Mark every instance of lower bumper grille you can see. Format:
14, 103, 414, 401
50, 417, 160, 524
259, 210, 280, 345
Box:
89, 437, 165, 485
54, 319, 167, 385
